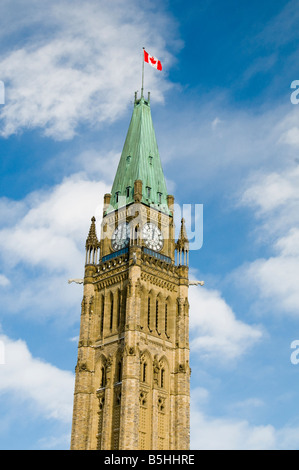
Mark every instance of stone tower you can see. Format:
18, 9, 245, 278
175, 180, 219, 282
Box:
70, 92, 190, 451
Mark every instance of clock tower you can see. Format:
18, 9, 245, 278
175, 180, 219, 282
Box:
70, 92, 190, 451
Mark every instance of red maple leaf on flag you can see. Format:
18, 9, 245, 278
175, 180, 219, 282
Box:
143, 49, 162, 71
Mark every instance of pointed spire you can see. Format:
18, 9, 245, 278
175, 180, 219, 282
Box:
86, 216, 99, 248
176, 218, 189, 266
85, 217, 100, 266
108, 94, 169, 214
177, 218, 189, 248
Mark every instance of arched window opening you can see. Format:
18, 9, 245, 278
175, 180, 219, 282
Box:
126, 186, 131, 198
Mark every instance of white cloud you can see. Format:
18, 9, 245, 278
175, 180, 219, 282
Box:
279, 127, 299, 147
0, 274, 10, 286
191, 408, 299, 450
189, 286, 262, 362
0, 173, 109, 273
191, 409, 275, 450
0, 173, 110, 321
242, 252, 299, 315
0, 333, 74, 423
191, 387, 299, 450
0, 0, 180, 140
238, 166, 299, 316
230, 397, 264, 411
241, 166, 299, 217
276, 228, 299, 257
37, 433, 71, 450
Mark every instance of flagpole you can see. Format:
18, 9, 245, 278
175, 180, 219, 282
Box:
141, 47, 145, 98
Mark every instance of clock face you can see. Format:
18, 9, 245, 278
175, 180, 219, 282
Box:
142, 223, 163, 252
111, 223, 130, 251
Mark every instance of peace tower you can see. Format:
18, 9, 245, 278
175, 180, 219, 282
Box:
70, 91, 190, 450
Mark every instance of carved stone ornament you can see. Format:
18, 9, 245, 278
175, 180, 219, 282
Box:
77, 361, 89, 372
153, 355, 160, 384
125, 345, 135, 356
106, 354, 113, 369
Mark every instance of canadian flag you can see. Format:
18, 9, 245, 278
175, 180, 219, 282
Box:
143, 49, 162, 71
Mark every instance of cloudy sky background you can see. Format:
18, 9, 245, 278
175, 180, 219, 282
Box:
1, 0, 299, 449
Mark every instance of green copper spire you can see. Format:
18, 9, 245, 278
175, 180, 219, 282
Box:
109, 93, 169, 214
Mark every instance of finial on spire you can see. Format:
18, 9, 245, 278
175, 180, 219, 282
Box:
179, 218, 189, 244
85, 216, 100, 266
86, 216, 98, 248
176, 218, 189, 266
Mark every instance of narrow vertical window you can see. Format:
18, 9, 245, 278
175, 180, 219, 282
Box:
101, 366, 106, 387
156, 299, 159, 331
123, 290, 127, 327
126, 186, 131, 198
115, 191, 120, 203
146, 186, 151, 199
117, 361, 122, 383
117, 290, 121, 328
110, 294, 114, 330
147, 297, 151, 329
142, 362, 147, 382
158, 192, 162, 204
101, 296, 104, 334
161, 369, 165, 388
165, 303, 168, 336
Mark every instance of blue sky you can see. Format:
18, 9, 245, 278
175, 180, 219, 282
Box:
0, 0, 299, 450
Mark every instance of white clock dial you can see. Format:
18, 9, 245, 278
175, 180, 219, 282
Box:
142, 223, 163, 252
111, 223, 130, 251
